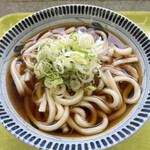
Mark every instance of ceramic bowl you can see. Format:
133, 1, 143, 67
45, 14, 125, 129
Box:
0, 4, 150, 150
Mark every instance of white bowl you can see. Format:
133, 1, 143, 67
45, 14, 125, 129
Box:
0, 4, 150, 150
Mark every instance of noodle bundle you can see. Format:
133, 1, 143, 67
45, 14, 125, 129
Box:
10, 26, 141, 136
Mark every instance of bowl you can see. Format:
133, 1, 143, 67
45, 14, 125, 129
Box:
0, 4, 150, 150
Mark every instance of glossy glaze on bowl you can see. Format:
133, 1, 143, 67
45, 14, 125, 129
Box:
0, 4, 150, 150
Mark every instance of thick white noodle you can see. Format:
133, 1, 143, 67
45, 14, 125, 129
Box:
67, 111, 108, 135
62, 124, 69, 133
108, 45, 115, 56
10, 57, 25, 96
23, 41, 35, 51
83, 96, 112, 114
102, 65, 137, 81
105, 70, 123, 106
53, 84, 66, 96
114, 46, 132, 56
72, 101, 97, 128
114, 76, 141, 104
65, 27, 75, 34
100, 55, 111, 63
11, 57, 32, 96
76, 26, 87, 32
37, 31, 52, 42
45, 88, 56, 124
108, 103, 127, 121
15, 63, 21, 74
21, 71, 32, 82
38, 93, 47, 112
55, 102, 65, 120
70, 107, 86, 118
113, 57, 138, 66
101, 72, 110, 87
123, 65, 139, 81
23, 38, 50, 54
35, 81, 43, 99
101, 88, 120, 109
95, 30, 107, 46
24, 95, 69, 131
108, 45, 132, 56
21, 80, 32, 94
101, 66, 127, 77
53, 89, 84, 105
23, 53, 36, 69
113, 52, 123, 59
95, 79, 104, 92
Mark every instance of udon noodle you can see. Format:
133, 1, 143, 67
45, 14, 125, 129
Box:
9, 26, 141, 136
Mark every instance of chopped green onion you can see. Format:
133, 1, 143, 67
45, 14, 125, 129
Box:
24, 69, 32, 74
85, 85, 96, 91
63, 78, 71, 89
59, 41, 68, 47
69, 32, 78, 41
44, 77, 63, 89
75, 49, 88, 55
33, 31, 105, 90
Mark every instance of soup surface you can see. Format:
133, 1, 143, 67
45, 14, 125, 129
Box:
6, 25, 142, 137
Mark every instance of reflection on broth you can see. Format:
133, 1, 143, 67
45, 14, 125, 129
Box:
6, 25, 142, 137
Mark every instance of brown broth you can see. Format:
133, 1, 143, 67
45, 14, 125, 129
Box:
6, 62, 30, 123
6, 25, 142, 138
